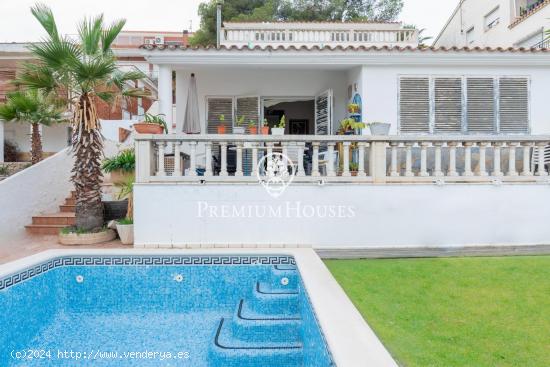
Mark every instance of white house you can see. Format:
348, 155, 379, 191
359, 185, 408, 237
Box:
434, 0, 550, 48
133, 22, 550, 249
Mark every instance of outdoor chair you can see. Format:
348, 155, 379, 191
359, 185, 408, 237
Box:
319, 150, 339, 176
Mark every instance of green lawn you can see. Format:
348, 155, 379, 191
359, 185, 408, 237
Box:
325, 256, 550, 367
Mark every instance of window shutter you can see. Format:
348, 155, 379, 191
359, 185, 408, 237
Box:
467, 78, 495, 133
207, 97, 233, 133
235, 97, 259, 133
399, 77, 430, 133
499, 78, 529, 133
434, 78, 463, 133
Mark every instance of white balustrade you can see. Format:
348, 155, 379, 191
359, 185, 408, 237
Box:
134, 135, 550, 185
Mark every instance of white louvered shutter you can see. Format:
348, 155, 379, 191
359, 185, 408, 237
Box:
207, 97, 233, 133
235, 96, 260, 133
466, 78, 496, 133
434, 77, 463, 133
499, 78, 529, 133
399, 77, 430, 133
315, 90, 333, 135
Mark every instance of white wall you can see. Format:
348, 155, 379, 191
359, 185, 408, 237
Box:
134, 183, 550, 248
3, 122, 70, 157
0, 148, 73, 243
435, 0, 550, 48
362, 64, 550, 134
174, 68, 348, 134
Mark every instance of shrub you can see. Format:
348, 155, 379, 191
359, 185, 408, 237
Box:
101, 149, 135, 173
4, 140, 19, 162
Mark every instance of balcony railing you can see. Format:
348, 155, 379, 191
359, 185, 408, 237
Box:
135, 135, 550, 184
221, 28, 418, 47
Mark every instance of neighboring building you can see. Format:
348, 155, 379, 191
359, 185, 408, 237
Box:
134, 21, 550, 249
434, 0, 550, 48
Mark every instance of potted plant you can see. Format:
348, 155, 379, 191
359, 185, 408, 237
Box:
248, 120, 258, 134
347, 103, 360, 114
261, 118, 270, 135
217, 114, 226, 134
133, 113, 168, 134
101, 149, 135, 184
271, 115, 286, 135
349, 162, 359, 176
115, 176, 134, 245
369, 121, 391, 135
233, 115, 245, 134
339, 118, 366, 135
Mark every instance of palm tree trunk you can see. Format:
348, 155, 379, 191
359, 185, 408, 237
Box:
72, 93, 104, 230
30, 123, 43, 165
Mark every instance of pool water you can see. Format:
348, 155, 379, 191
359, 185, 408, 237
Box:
0, 255, 334, 366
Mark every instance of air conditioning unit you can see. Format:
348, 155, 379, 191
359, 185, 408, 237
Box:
154, 36, 165, 45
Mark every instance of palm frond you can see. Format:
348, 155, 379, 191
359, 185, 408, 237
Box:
108, 70, 146, 90
96, 91, 115, 104
15, 63, 58, 93
0, 89, 65, 126
28, 39, 81, 72
78, 15, 104, 56
30, 3, 59, 41
121, 88, 152, 98
0, 101, 18, 122
101, 19, 126, 53
71, 56, 117, 92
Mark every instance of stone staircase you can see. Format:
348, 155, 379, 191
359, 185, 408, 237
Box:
25, 191, 76, 235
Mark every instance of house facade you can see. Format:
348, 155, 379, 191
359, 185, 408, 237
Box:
434, 0, 550, 48
133, 22, 550, 249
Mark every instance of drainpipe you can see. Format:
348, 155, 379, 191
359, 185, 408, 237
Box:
216, 1, 223, 49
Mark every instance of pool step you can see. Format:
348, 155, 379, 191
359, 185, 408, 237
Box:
208, 317, 303, 367
270, 265, 299, 289
248, 288, 299, 316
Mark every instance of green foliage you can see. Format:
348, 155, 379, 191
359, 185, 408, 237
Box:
0, 90, 65, 126
60, 226, 108, 235
101, 149, 135, 173
236, 115, 245, 126
248, 119, 257, 127
115, 175, 134, 201
191, 0, 404, 46
349, 162, 359, 171
326, 257, 550, 367
339, 118, 366, 133
0, 166, 9, 176
143, 113, 168, 133
117, 218, 133, 225
278, 115, 286, 128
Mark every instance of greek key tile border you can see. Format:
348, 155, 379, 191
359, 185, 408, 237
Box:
0, 255, 295, 291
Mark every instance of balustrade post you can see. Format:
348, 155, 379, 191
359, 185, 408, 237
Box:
251, 144, 259, 177
433, 142, 443, 177
204, 142, 213, 177
536, 142, 548, 176
297, 142, 306, 177
173, 142, 182, 177
188, 141, 197, 177
478, 142, 488, 177
342, 142, 351, 177
370, 141, 387, 183
156, 141, 166, 177
235, 142, 244, 177
135, 139, 154, 183
463, 142, 473, 177
419, 142, 430, 177
358, 142, 367, 177
404, 142, 414, 177
448, 142, 458, 177
220, 141, 228, 177
491, 142, 503, 177
327, 143, 336, 177
521, 142, 533, 176
312, 142, 320, 177
390, 142, 399, 177
508, 142, 519, 177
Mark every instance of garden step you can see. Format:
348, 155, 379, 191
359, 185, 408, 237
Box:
65, 197, 76, 205
59, 204, 76, 213
32, 212, 75, 226
25, 224, 64, 235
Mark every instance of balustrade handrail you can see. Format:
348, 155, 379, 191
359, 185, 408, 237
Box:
134, 133, 550, 143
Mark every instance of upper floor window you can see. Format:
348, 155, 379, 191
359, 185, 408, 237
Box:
484, 7, 500, 31
399, 76, 530, 135
466, 27, 475, 45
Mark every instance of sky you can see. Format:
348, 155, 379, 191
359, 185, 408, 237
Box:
0, 0, 457, 43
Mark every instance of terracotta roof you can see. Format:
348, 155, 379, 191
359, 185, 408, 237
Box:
141, 44, 550, 53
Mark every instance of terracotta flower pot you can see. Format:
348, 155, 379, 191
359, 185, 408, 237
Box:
217, 125, 226, 134
249, 126, 258, 135
133, 123, 164, 134
261, 126, 270, 135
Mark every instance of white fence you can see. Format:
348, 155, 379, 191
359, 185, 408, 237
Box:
135, 135, 550, 184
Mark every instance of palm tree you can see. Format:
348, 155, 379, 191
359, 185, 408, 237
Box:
0, 90, 65, 164
16, 4, 148, 230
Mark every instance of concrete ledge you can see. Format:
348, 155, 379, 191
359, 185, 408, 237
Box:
317, 244, 550, 259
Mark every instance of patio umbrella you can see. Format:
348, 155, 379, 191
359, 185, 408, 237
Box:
182, 73, 201, 134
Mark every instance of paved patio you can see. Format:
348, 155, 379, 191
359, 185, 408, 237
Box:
0, 235, 126, 265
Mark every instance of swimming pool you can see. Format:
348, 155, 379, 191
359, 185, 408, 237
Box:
0, 254, 334, 366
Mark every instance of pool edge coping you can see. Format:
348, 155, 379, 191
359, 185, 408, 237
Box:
0, 248, 398, 367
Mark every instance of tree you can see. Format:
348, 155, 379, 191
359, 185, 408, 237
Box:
190, 0, 404, 46
17, 4, 148, 230
0, 90, 65, 165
